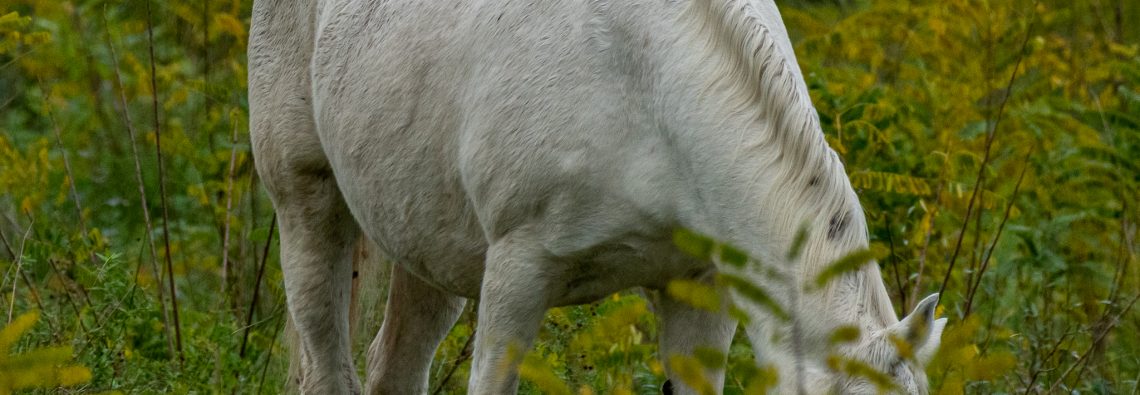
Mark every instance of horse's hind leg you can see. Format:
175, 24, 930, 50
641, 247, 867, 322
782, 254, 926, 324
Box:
253, 121, 360, 392
271, 173, 361, 394
250, 2, 358, 391
366, 264, 465, 394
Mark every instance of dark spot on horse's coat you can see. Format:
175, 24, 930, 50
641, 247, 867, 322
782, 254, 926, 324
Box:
496, 12, 504, 22
827, 211, 850, 240
662, 379, 674, 395
808, 175, 821, 187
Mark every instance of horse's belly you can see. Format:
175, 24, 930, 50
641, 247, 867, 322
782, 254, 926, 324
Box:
331, 159, 485, 297
548, 238, 713, 306
308, 1, 489, 297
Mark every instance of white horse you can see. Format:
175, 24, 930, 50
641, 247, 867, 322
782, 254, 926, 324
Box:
249, 0, 946, 393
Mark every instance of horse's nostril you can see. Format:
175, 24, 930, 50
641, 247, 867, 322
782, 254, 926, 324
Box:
661, 379, 674, 395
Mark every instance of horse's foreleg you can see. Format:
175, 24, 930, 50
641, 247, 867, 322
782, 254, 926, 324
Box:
275, 174, 361, 394
467, 234, 554, 395
656, 279, 737, 395
366, 264, 466, 394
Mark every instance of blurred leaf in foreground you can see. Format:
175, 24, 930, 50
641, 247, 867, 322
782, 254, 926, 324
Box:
0, 311, 91, 394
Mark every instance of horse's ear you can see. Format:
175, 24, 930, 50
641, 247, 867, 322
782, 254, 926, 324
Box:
918, 317, 947, 364
895, 293, 944, 363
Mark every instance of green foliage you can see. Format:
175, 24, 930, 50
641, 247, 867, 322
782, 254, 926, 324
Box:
668, 354, 717, 395
786, 0, 1140, 391
0, 312, 91, 393
2, 0, 284, 392
928, 316, 1019, 394
827, 354, 899, 393
518, 352, 573, 395
828, 325, 862, 346
850, 170, 932, 196
812, 248, 880, 289
0, 0, 1136, 393
667, 280, 722, 313
787, 225, 810, 262
717, 274, 789, 322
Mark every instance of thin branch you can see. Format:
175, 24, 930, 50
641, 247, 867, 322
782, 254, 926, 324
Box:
145, 0, 184, 362
44, 93, 92, 245
791, 285, 806, 395
256, 313, 287, 395
103, 6, 173, 356
1047, 292, 1140, 392
964, 188, 987, 300
1022, 330, 1073, 395
884, 215, 907, 310
240, 215, 277, 358
42, 85, 94, 307
221, 121, 240, 302
964, 148, 1034, 315
939, 1, 1039, 298
0, 223, 14, 258
431, 327, 477, 395
1107, 210, 1129, 305
45, 257, 88, 335
910, 180, 942, 310
202, 0, 211, 148
6, 218, 34, 324
0, 224, 52, 336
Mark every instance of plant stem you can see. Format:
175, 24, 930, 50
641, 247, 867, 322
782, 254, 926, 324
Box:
104, 7, 174, 356
221, 122, 240, 304
939, 1, 1038, 298
145, 0, 184, 363
240, 215, 276, 358
6, 218, 34, 324
964, 148, 1033, 316
1047, 292, 1140, 391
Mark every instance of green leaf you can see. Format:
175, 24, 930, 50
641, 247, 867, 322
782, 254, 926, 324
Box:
718, 244, 750, 268
787, 225, 809, 261
829, 325, 862, 345
828, 354, 899, 392
693, 347, 727, 369
813, 248, 879, 289
250, 226, 273, 243
666, 280, 722, 312
674, 228, 715, 260
718, 274, 789, 321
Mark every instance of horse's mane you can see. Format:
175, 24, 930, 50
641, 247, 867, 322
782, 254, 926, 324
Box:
684, 0, 899, 327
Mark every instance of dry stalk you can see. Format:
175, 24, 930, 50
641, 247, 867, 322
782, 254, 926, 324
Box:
103, 6, 174, 356
145, 0, 184, 362
1047, 292, 1140, 392
6, 218, 34, 324
221, 122, 240, 301
964, 148, 1033, 316
240, 215, 277, 358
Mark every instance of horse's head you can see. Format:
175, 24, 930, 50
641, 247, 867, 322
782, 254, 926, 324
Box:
821, 293, 947, 394
760, 294, 946, 394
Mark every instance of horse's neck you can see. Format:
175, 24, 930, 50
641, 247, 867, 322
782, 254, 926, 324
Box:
651, 0, 900, 332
